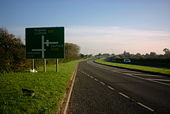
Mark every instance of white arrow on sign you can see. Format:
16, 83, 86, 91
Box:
44, 40, 58, 47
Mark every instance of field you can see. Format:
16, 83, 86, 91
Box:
95, 58, 170, 76
0, 60, 80, 114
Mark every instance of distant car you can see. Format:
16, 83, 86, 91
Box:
123, 59, 131, 63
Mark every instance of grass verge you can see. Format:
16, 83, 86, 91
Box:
95, 58, 170, 76
0, 60, 81, 114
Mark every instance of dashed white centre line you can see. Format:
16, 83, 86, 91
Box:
85, 62, 156, 112
123, 73, 133, 76
100, 81, 105, 85
94, 78, 98, 82
137, 102, 154, 112
108, 86, 115, 90
118, 92, 130, 99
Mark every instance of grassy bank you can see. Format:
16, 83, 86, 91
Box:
0, 60, 80, 114
95, 58, 170, 76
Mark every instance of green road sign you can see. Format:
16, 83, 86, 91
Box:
26, 27, 64, 59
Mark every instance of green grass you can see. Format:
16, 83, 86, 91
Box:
95, 58, 170, 76
0, 60, 81, 114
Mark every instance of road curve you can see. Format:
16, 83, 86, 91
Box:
67, 60, 170, 114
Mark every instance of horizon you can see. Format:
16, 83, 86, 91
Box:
1, 0, 170, 55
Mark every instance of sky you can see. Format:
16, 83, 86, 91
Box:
1, 0, 170, 55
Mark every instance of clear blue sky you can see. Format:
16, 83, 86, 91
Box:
1, 0, 170, 54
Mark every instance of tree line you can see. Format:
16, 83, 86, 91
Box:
0, 28, 80, 73
103, 50, 170, 68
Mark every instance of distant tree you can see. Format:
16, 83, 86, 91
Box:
149, 52, 157, 57
64, 43, 80, 62
122, 51, 130, 57
102, 53, 110, 57
111, 53, 115, 56
95, 53, 102, 57
98, 53, 102, 56
163, 48, 170, 56
135, 53, 142, 58
80, 53, 85, 58
136, 53, 141, 56
88, 54, 93, 58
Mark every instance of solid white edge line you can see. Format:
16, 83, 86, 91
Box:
118, 92, 130, 99
63, 63, 79, 114
137, 102, 154, 112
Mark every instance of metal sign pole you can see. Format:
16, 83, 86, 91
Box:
32, 59, 35, 70
56, 59, 59, 72
44, 59, 46, 72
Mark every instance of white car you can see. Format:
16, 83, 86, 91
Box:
123, 59, 131, 63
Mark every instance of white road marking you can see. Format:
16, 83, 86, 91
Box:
90, 62, 170, 87
118, 92, 130, 99
86, 74, 90, 77
134, 74, 163, 77
86, 62, 157, 112
100, 81, 105, 85
63, 63, 79, 114
137, 102, 154, 112
94, 78, 98, 81
123, 73, 170, 86
123, 73, 133, 76
148, 79, 170, 82
147, 80, 170, 86
108, 86, 115, 90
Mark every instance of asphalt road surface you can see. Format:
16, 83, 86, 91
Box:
67, 60, 170, 114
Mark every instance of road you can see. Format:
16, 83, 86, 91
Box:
67, 60, 170, 114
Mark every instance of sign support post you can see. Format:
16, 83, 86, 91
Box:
32, 59, 35, 70
44, 59, 46, 72
56, 59, 58, 72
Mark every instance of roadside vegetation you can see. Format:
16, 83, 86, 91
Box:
0, 59, 81, 114
95, 58, 170, 76
0, 28, 83, 113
